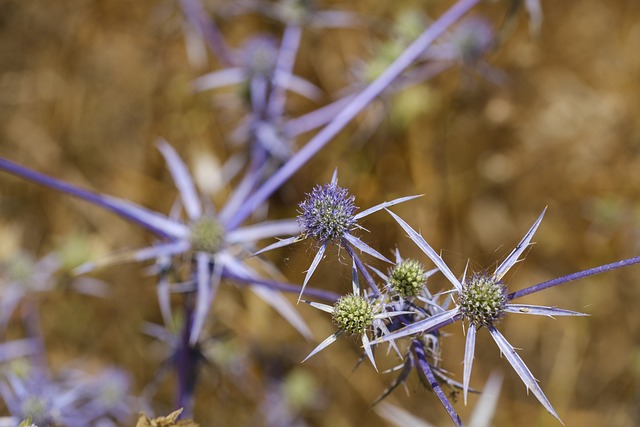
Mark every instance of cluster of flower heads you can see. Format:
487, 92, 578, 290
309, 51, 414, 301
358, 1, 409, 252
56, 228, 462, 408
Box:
2, 0, 633, 426
0, 363, 133, 427
0, 137, 595, 426
257, 178, 592, 425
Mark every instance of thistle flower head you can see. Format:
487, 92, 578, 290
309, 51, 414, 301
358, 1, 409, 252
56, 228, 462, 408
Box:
459, 274, 507, 328
189, 216, 225, 254
93, 368, 131, 413
2, 252, 56, 292
19, 394, 51, 426
242, 37, 278, 78
297, 182, 357, 243
424, 16, 495, 68
450, 17, 495, 64
331, 293, 375, 335
4, 253, 35, 285
10, 378, 56, 427
389, 259, 427, 297
278, 0, 315, 25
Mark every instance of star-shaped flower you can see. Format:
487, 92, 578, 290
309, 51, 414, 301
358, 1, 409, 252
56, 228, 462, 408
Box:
256, 170, 419, 301
380, 207, 587, 424
0, 141, 311, 345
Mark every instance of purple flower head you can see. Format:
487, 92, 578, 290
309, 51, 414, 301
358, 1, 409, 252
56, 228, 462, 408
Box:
427, 17, 495, 65
257, 170, 419, 301
90, 368, 132, 421
1, 363, 138, 427
297, 181, 357, 244
0, 252, 57, 330
1, 373, 57, 427
18, 392, 53, 427
450, 17, 495, 64
1, 252, 57, 293
358, 10, 430, 84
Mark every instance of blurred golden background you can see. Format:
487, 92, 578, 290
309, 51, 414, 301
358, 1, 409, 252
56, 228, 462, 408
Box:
1, 0, 640, 426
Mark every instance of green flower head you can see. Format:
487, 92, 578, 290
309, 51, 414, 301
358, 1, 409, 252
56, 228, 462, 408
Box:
459, 274, 507, 328
190, 216, 225, 254
389, 259, 427, 297
332, 293, 375, 335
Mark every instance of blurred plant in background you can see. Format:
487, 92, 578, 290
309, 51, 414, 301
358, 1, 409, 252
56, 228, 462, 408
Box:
2, 0, 640, 426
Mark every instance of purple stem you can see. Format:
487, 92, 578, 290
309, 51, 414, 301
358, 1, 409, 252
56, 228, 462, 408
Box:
397, 61, 453, 90
342, 240, 381, 297
283, 94, 356, 137
222, 268, 340, 302
509, 256, 640, 300
180, 0, 235, 66
227, 0, 482, 230
0, 158, 175, 239
176, 299, 198, 417
284, 63, 450, 137
268, 25, 303, 119
23, 301, 47, 370
250, 74, 269, 117
412, 339, 463, 427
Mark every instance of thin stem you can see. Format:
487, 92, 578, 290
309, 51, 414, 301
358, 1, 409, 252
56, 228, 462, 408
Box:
397, 61, 453, 90
284, 62, 451, 137
24, 300, 47, 370
283, 94, 356, 137
412, 339, 463, 427
176, 297, 198, 417
268, 25, 303, 119
222, 268, 341, 303
227, 0, 482, 229
342, 241, 381, 297
509, 256, 640, 300
180, 0, 234, 66
0, 158, 177, 239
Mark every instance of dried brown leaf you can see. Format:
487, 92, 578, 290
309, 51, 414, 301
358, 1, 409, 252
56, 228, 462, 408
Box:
135, 408, 200, 427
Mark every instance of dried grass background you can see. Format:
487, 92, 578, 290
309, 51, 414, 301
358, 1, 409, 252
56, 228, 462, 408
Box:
1, 0, 640, 426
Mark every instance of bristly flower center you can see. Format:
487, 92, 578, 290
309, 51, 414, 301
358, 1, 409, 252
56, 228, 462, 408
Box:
458, 274, 507, 328
389, 259, 427, 297
190, 216, 225, 254
19, 394, 51, 426
243, 37, 277, 78
297, 183, 357, 243
332, 294, 375, 335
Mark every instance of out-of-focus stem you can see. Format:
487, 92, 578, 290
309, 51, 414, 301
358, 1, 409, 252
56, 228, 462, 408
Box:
222, 268, 341, 302
268, 25, 303, 119
0, 158, 177, 239
24, 301, 47, 369
176, 298, 198, 417
284, 94, 356, 137
180, 0, 234, 66
228, 0, 482, 229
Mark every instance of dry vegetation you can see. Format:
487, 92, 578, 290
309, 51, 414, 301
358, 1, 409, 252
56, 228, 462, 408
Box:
1, 0, 640, 426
